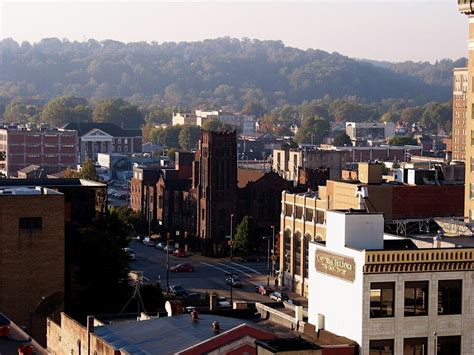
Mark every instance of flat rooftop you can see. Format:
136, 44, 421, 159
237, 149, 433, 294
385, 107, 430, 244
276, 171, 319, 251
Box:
0, 186, 61, 196
0, 178, 106, 188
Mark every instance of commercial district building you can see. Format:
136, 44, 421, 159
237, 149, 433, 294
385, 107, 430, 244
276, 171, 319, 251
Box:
308, 210, 474, 355
452, 67, 468, 162
280, 163, 464, 297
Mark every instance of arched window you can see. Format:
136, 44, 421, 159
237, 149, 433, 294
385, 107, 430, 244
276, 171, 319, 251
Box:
77, 340, 81, 355
294, 232, 301, 276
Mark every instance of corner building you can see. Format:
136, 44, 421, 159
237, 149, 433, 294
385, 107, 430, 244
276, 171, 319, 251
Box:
308, 210, 474, 355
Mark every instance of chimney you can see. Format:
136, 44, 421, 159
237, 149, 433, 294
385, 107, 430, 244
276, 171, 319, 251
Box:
86, 316, 94, 334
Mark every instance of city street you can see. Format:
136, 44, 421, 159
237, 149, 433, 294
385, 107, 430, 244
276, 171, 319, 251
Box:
129, 241, 276, 303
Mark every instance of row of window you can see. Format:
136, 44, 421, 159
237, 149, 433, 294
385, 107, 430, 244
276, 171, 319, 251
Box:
370, 335, 460, 355
370, 280, 462, 318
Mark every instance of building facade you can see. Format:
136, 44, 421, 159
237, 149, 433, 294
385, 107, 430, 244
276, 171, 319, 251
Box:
452, 67, 468, 161
0, 186, 65, 343
61, 122, 142, 163
0, 126, 77, 177
172, 110, 257, 134
308, 210, 474, 355
458, 2, 474, 221
345, 121, 395, 142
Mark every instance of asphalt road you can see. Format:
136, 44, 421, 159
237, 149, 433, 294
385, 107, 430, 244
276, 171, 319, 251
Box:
129, 240, 275, 303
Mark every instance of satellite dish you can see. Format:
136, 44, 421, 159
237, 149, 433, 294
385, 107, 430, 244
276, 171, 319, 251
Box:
33, 291, 64, 317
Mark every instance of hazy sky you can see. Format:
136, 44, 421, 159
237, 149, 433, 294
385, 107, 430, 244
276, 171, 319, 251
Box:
0, 0, 469, 62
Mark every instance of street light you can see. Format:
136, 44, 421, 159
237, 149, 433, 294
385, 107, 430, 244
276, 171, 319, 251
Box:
263, 236, 271, 287
225, 272, 238, 306
166, 232, 174, 293
230, 214, 234, 261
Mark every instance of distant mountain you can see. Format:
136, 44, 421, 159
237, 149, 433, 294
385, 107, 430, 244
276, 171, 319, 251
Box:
0, 37, 460, 109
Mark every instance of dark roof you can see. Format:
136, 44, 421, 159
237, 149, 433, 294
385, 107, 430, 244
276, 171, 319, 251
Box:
61, 122, 141, 137
255, 337, 321, 352
17, 165, 41, 174
0, 178, 106, 188
93, 314, 247, 354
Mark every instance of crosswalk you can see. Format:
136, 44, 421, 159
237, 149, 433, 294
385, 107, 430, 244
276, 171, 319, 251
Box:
200, 260, 270, 278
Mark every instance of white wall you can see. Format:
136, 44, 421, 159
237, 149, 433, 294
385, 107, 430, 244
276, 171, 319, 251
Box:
326, 211, 384, 251
308, 241, 365, 345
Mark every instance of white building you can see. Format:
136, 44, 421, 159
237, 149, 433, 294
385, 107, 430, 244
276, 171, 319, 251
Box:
308, 209, 474, 355
346, 122, 395, 142
172, 110, 256, 134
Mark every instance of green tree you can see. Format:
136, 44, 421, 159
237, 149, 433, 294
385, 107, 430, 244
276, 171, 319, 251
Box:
41, 96, 92, 126
241, 102, 267, 117
400, 107, 424, 124
420, 102, 452, 132
79, 159, 99, 181
157, 126, 181, 148
379, 111, 401, 123
178, 125, 201, 151
93, 98, 143, 129
234, 216, 257, 255
295, 116, 330, 145
202, 119, 235, 132
333, 132, 352, 146
3, 102, 40, 124
388, 136, 417, 146
145, 107, 171, 125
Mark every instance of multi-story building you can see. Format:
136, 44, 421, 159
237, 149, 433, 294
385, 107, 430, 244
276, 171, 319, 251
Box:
308, 209, 474, 354
61, 122, 142, 163
452, 67, 468, 161
0, 186, 65, 343
345, 121, 395, 143
280, 163, 464, 296
0, 125, 77, 177
172, 110, 257, 134
457, 1, 474, 221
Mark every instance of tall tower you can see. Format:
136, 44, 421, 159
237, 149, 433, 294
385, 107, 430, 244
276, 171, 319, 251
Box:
452, 67, 468, 162
197, 130, 237, 253
458, 1, 474, 221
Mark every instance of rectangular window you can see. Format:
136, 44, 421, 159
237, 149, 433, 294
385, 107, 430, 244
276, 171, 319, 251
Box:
437, 336, 461, 355
370, 282, 395, 318
285, 204, 293, 217
470, 183, 474, 199
369, 339, 393, 355
305, 208, 313, 222
295, 206, 303, 219
19, 217, 42, 230
470, 158, 474, 172
404, 281, 429, 316
438, 280, 462, 315
471, 130, 474, 145
404, 337, 427, 355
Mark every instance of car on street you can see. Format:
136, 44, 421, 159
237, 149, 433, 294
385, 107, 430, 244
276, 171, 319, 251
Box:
155, 242, 165, 250
217, 297, 231, 308
169, 285, 188, 297
173, 249, 187, 257
270, 291, 289, 302
256, 285, 272, 295
142, 237, 156, 247
122, 247, 136, 261
164, 245, 175, 253
239, 255, 262, 262
285, 298, 301, 306
225, 276, 243, 288
170, 263, 195, 272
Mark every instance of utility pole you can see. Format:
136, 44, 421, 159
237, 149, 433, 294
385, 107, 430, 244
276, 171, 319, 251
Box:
264, 237, 270, 287
230, 214, 234, 261
166, 232, 170, 292
225, 272, 238, 306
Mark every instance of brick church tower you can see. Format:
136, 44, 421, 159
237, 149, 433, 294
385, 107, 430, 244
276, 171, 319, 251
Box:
196, 130, 237, 254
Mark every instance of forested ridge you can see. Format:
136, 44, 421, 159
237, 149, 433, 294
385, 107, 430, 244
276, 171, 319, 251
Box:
0, 37, 465, 110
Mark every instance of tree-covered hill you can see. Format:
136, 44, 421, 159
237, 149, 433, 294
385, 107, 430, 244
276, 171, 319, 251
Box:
0, 37, 462, 110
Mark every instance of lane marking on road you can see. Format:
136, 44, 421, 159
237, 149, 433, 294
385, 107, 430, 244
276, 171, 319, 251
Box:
200, 262, 252, 278
230, 262, 261, 274
214, 262, 253, 277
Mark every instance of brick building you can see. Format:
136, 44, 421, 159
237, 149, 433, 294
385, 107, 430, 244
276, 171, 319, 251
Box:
0, 125, 77, 177
61, 122, 142, 163
452, 67, 468, 161
0, 186, 65, 343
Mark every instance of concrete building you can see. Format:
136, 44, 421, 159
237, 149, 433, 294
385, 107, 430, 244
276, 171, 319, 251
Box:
0, 186, 65, 343
61, 122, 142, 163
452, 67, 468, 161
308, 209, 474, 354
457, 2, 474, 221
279, 163, 465, 296
345, 121, 395, 143
273, 148, 346, 181
0, 125, 77, 177
172, 110, 257, 134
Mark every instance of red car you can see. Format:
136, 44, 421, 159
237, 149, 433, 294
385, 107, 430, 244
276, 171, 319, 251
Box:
173, 249, 187, 257
170, 263, 194, 272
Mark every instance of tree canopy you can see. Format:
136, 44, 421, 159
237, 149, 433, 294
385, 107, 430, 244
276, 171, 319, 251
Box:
295, 116, 330, 145
333, 132, 352, 146
41, 96, 91, 127
93, 98, 143, 129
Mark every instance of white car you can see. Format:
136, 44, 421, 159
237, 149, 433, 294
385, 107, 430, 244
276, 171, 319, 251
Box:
217, 297, 231, 308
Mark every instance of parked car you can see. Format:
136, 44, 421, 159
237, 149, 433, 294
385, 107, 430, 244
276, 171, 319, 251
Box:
142, 237, 156, 247
217, 297, 231, 308
285, 298, 301, 306
169, 285, 187, 297
170, 263, 195, 272
173, 249, 187, 257
239, 255, 261, 262
155, 242, 165, 250
122, 248, 136, 261
164, 245, 175, 253
270, 291, 289, 302
256, 285, 272, 295
226, 276, 243, 288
